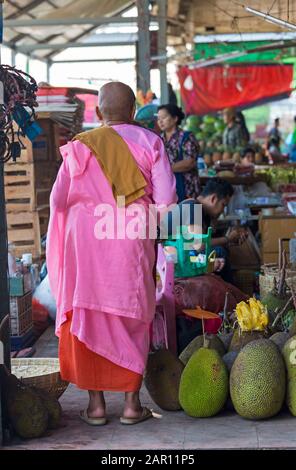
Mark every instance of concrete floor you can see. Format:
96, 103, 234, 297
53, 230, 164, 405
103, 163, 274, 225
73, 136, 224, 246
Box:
4, 326, 296, 450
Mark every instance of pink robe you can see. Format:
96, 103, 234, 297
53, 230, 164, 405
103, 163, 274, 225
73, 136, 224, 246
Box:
47, 124, 177, 374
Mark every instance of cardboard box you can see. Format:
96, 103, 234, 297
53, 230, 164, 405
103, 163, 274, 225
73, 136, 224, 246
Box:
261, 252, 278, 264
260, 214, 296, 257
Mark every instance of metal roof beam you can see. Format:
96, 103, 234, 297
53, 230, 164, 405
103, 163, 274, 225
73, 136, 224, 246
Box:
5, 38, 137, 52
42, 2, 138, 61
4, 16, 142, 27
52, 58, 135, 63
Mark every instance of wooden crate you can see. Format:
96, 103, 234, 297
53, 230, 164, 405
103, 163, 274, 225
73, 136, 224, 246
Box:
4, 163, 36, 212
4, 162, 58, 212
6, 211, 47, 259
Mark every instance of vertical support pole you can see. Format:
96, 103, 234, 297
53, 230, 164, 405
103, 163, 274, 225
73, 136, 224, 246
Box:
0, 0, 11, 445
157, 0, 168, 104
46, 60, 51, 84
0, 163, 10, 368
11, 49, 16, 67
136, 0, 151, 93
26, 54, 30, 74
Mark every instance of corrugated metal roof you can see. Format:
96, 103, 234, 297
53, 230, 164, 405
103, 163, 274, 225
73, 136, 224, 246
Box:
3, 0, 134, 60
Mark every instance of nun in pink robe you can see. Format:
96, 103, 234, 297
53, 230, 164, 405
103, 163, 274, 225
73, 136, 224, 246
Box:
47, 119, 177, 419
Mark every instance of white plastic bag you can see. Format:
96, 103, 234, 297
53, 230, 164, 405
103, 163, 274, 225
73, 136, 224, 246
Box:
33, 274, 56, 321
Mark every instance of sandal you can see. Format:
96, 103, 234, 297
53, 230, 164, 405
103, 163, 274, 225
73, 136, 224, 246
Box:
120, 407, 153, 425
79, 409, 107, 426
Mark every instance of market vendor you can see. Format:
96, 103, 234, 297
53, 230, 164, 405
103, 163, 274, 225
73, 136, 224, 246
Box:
223, 107, 245, 149
162, 178, 248, 282
241, 147, 255, 166
47, 81, 177, 426
268, 117, 282, 150
157, 104, 201, 201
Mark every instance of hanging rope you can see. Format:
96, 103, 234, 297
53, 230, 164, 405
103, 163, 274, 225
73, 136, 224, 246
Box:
0, 64, 38, 163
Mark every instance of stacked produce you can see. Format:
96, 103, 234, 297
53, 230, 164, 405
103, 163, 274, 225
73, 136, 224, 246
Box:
145, 287, 296, 420
256, 167, 296, 190
183, 114, 265, 167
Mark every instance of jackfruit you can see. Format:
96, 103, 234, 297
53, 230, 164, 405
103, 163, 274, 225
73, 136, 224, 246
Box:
230, 339, 286, 419
269, 331, 289, 351
222, 351, 238, 411
179, 346, 228, 417
223, 351, 238, 373
282, 335, 296, 416
228, 328, 265, 352
33, 388, 62, 429
5, 375, 48, 439
179, 333, 225, 365
261, 292, 288, 323
261, 276, 289, 324
218, 331, 233, 351
144, 349, 184, 411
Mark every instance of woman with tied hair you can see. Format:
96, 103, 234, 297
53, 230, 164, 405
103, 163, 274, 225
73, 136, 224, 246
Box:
157, 104, 200, 202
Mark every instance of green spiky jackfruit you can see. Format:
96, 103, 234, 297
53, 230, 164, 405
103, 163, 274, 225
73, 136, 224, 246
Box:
230, 339, 286, 420
282, 335, 296, 416
33, 388, 62, 429
179, 334, 225, 365
269, 331, 289, 351
144, 349, 184, 411
179, 347, 228, 417
6, 378, 48, 439
228, 328, 265, 352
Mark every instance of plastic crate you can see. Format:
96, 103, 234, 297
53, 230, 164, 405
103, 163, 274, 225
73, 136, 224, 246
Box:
164, 226, 212, 278
9, 273, 32, 296
10, 291, 33, 336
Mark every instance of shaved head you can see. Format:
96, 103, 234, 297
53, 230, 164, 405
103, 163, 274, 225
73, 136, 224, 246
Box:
98, 81, 136, 122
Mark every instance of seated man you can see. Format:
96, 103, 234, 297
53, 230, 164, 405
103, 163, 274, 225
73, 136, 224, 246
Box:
241, 147, 255, 166
161, 177, 248, 282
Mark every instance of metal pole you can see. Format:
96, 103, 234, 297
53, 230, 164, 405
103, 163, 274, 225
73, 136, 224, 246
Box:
4, 16, 141, 27
157, 0, 168, 104
0, 164, 10, 372
6, 38, 137, 52
0, 0, 11, 446
26, 55, 30, 74
136, 0, 151, 93
11, 49, 16, 67
46, 60, 51, 83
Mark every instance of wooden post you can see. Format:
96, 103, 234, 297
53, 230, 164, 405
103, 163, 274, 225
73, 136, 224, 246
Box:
0, 0, 12, 444
157, 0, 169, 104
136, 0, 151, 93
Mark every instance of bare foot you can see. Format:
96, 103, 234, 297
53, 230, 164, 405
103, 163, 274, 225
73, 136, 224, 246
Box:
122, 391, 144, 419
87, 390, 106, 418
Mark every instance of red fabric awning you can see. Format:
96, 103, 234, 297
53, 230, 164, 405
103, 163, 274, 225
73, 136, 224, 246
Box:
178, 64, 294, 115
